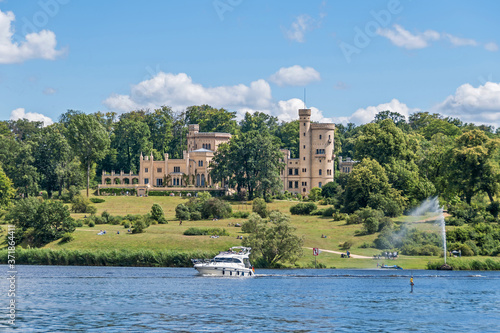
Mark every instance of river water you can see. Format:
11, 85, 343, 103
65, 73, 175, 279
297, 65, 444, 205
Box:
1, 265, 499, 332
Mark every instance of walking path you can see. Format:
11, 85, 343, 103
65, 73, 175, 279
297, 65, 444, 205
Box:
304, 247, 372, 259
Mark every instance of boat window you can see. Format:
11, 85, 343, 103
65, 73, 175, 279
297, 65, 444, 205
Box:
244, 258, 251, 268
214, 258, 242, 263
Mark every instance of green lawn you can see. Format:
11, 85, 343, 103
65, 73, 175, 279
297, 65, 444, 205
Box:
34, 195, 452, 269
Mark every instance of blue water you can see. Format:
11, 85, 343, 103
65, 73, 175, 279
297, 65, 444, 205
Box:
1, 266, 499, 332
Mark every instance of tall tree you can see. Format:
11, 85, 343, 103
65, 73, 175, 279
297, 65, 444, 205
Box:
210, 131, 284, 199
0, 164, 15, 209
145, 106, 174, 154
113, 117, 152, 172
276, 120, 300, 158
184, 105, 238, 134
447, 130, 500, 204
67, 114, 110, 197
240, 111, 278, 134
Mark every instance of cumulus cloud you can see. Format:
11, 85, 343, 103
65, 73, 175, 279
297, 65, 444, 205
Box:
432, 82, 500, 127
104, 72, 273, 113
0, 10, 65, 64
104, 71, 335, 125
10, 108, 53, 126
269, 65, 321, 86
348, 99, 418, 125
376, 24, 494, 51
283, 14, 316, 43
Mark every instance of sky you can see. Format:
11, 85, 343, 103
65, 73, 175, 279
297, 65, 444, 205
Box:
1, 0, 500, 128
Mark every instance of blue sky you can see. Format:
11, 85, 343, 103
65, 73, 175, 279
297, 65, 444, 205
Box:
1, 0, 500, 127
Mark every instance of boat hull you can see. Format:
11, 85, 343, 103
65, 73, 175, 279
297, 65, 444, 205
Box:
194, 265, 254, 277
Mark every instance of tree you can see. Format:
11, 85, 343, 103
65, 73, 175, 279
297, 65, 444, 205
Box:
252, 198, 268, 218
113, 116, 152, 173
320, 182, 337, 198
242, 211, 303, 267
145, 106, 174, 154
447, 130, 500, 204
151, 203, 167, 223
276, 120, 300, 158
343, 158, 407, 214
6, 197, 75, 246
210, 130, 284, 199
184, 105, 238, 134
67, 114, 110, 197
0, 164, 15, 209
240, 111, 278, 134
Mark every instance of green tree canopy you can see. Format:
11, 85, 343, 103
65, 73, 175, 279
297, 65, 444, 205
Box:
242, 211, 303, 267
0, 164, 15, 209
67, 113, 110, 197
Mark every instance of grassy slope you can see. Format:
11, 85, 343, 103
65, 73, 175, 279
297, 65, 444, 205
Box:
38, 195, 447, 269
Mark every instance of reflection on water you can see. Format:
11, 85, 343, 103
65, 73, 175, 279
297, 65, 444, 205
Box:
0, 266, 499, 332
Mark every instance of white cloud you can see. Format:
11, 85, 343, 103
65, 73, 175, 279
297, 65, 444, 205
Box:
104, 71, 335, 125
269, 65, 321, 86
376, 24, 439, 49
432, 82, 500, 128
9, 108, 53, 126
104, 72, 273, 113
43, 87, 56, 95
484, 42, 499, 52
0, 9, 64, 64
348, 99, 418, 125
283, 14, 316, 43
274, 98, 331, 123
376, 24, 492, 51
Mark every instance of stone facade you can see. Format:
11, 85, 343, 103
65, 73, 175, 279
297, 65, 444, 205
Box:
100, 108, 335, 196
338, 156, 357, 174
281, 109, 335, 194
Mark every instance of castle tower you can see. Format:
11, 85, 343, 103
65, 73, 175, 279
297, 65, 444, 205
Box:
299, 109, 312, 194
187, 124, 199, 151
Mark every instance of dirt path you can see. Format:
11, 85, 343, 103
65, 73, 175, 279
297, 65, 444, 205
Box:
304, 247, 372, 259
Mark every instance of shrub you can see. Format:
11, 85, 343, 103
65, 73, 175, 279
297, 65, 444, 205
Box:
101, 211, 111, 223
151, 204, 165, 221
332, 212, 347, 221
132, 220, 147, 234
340, 241, 353, 250
175, 204, 191, 221
201, 198, 232, 219
446, 216, 465, 226
88, 221, 95, 227
322, 206, 335, 217
59, 232, 75, 243
183, 227, 229, 236
90, 198, 105, 203
190, 211, 202, 221
346, 213, 362, 225
290, 202, 317, 215
486, 201, 500, 218
122, 221, 130, 229
360, 242, 372, 248
71, 195, 97, 214
232, 211, 250, 218
75, 220, 84, 227
310, 209, 324, 216
252, 198, 268, 218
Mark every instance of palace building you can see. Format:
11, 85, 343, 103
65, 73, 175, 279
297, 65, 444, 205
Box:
100, 108, 335, 196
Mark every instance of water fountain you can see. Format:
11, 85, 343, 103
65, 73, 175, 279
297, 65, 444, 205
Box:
409, 197, 452, 270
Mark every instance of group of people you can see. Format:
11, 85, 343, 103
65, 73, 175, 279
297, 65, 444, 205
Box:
341, 250, 350, 258
321, 234, 328, 238
97, 230, 107, 235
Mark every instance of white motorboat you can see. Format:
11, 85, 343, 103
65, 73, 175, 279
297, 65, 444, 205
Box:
191, 246, 255, 277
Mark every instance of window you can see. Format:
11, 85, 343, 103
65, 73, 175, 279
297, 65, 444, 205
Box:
145, 168, 149, 173
144, 178, 149, 184
302, 168, 307, 172
294, 168, 299, 175
289, 181, 293, 188
156, 178, 163, 186
198, 160, 203, 167
303, 188, 306, 192
303, 157, 306, 161
294, 181, 299, 188
318, 182, 322, 188
301, 182, 308, 186
316, 149, 325, 154
303, 145, 306, 149
289, 169, 293, 175
303, 123, 305, 126
174, 166, 180, 173
303, 133, 306, 136
327, 169, 332, 175
319, 169, 322, 175
319, 135, 322, 139
157, 168, 162, 173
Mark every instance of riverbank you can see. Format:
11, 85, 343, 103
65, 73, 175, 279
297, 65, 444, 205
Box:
1, 195, 498, 269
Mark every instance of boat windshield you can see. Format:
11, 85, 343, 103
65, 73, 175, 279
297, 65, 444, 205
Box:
243, 258, 251, 268
214, 258, 242, 264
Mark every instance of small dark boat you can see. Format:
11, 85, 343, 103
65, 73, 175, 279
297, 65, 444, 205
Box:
380, 264, 403, 270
